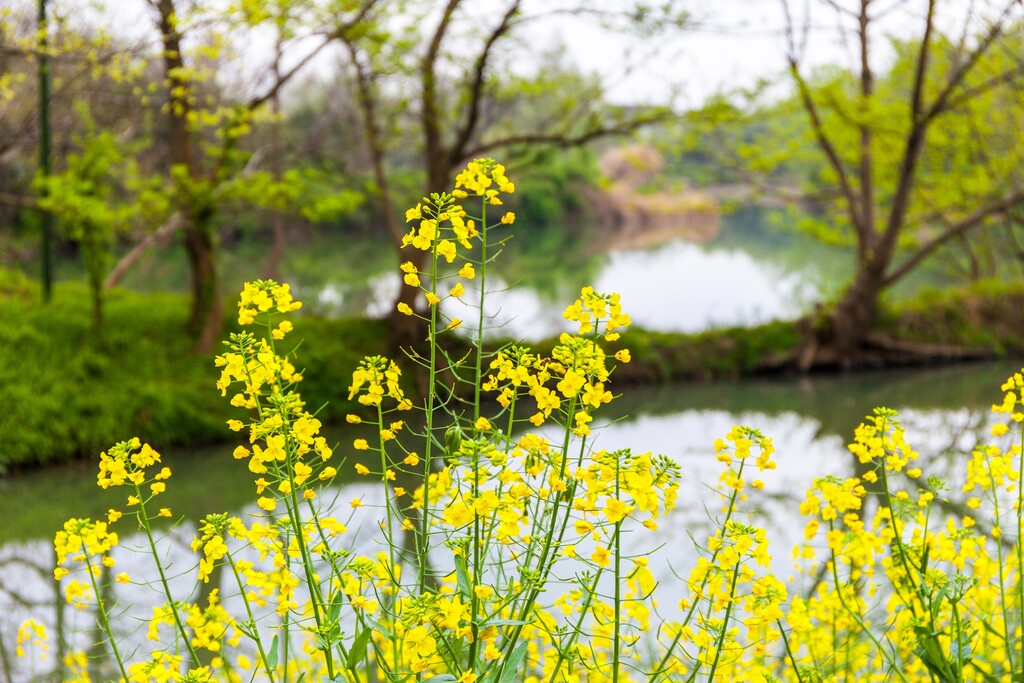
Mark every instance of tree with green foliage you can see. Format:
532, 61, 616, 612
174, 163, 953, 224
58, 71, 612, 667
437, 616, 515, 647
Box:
37, 108, 168, 332
776, 0, 1024, 367
134, 0, 372, 352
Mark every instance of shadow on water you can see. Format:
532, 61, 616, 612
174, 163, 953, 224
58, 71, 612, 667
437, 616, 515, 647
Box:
607, 358, 1022, 442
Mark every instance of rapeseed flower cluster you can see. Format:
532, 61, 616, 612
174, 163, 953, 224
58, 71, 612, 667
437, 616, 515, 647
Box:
40, 159, 1024, 683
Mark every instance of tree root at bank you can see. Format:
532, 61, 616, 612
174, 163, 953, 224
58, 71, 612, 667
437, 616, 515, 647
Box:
794, 328, 996, 373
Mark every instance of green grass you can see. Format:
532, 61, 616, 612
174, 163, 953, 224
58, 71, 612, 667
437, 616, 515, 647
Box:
0, 280, 385, 471
877, 279, 1024, 352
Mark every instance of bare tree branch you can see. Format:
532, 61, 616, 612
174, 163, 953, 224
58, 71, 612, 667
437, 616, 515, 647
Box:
104, 213, 184, 289
922, 0, 1019, 124
246, 35, 335, 110
875, 0, 935, 262
0, 191, 38, 210
883, 187, 1024, 287
422, 0, 462, 185
450, 0, 522, 164
247, 0, 382, 111
344, 39, 405, 252
787, 59, 865, 233
463, 110, 672, 159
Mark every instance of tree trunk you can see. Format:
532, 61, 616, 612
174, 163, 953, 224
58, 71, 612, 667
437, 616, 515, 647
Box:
157, 0, 220, 354
824, 263, 885, 368
183, 215, 221, 354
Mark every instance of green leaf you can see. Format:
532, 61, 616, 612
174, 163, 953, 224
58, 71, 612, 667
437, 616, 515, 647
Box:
422, 676, 458, 683
455, 552, 471, 599
346, 627, 372, 670
498, 641, 528, 683
267, 634, 279, 669
328, 590, 344, 622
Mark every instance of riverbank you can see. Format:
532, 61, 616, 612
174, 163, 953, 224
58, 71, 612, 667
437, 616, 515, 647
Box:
2, 278, 1022, 471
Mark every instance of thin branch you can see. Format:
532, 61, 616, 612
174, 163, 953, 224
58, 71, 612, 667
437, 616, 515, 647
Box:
450, 0, 522, 163
463, 110, 671, 159
909, 0, 937, 124
780, 0, 864, 235
344, 39, 404, 252
922, 0, 1018, 124
787, 59, 865, 233
422, 0, 462, 169
246, 0, 382, 110
245, 34, 334, 110
942, 62, 1024, 113
882, 187, 1024, 287
103, 212, 184, 289
0, 191, 38, 210
875, 0, 935, 261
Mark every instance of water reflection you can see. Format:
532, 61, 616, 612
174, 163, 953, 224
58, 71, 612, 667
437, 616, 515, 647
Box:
300, 237, 825, 341
2, 360, 1018, 680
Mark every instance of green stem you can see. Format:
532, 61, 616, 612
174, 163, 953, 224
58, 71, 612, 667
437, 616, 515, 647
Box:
612, 458, 623, 683
224, 551, 277, 683
652, 459, 748, 681
283, 479, 336, 679
700, 558, 743, 683
473, 196, 487, 423
987, 463, 1013, 669
1014, 422, 1024, 672
827, 545, 910, 683
468, 443, 482, 667
264, 307, 338, 678
378, 402, 398, 578
133, 483, 202, 666
777, 620, 806, 683
420, 213, 441, 594
544, 561, 610, 683
82, 553, 130, 682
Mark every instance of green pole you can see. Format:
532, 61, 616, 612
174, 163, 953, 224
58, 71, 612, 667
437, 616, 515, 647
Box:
38, 0, 53, 302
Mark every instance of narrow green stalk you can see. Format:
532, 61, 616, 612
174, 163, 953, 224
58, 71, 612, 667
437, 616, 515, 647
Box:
612, 457, 623, 683
377, 403, 398, 578
698, 558, 743, 683
419, 212, 441, 594
827, 546, 910, 683
544, 561, 610, 683
653, 459, 748, 681
951, 600, 964, 682
82, 553, 130, 682
466, 196, 489, 672
281, 434, 336, 679
1014, 423, 1024, 672
132, 484, 201, 667
473, 198, 487, 422
777, 620, 806, 683
987, 469, 1013, 669
877, 459, 926, 623
260, 308, 338, 678
224, 551, 277, 683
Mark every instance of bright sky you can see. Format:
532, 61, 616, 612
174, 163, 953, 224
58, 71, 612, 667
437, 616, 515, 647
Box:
39, 0, 1021, 111
552, 0, 1017, 107
546, 2, 800, 106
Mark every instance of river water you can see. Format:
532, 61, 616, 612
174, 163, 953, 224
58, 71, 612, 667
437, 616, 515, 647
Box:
3, 212, 1016, 681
